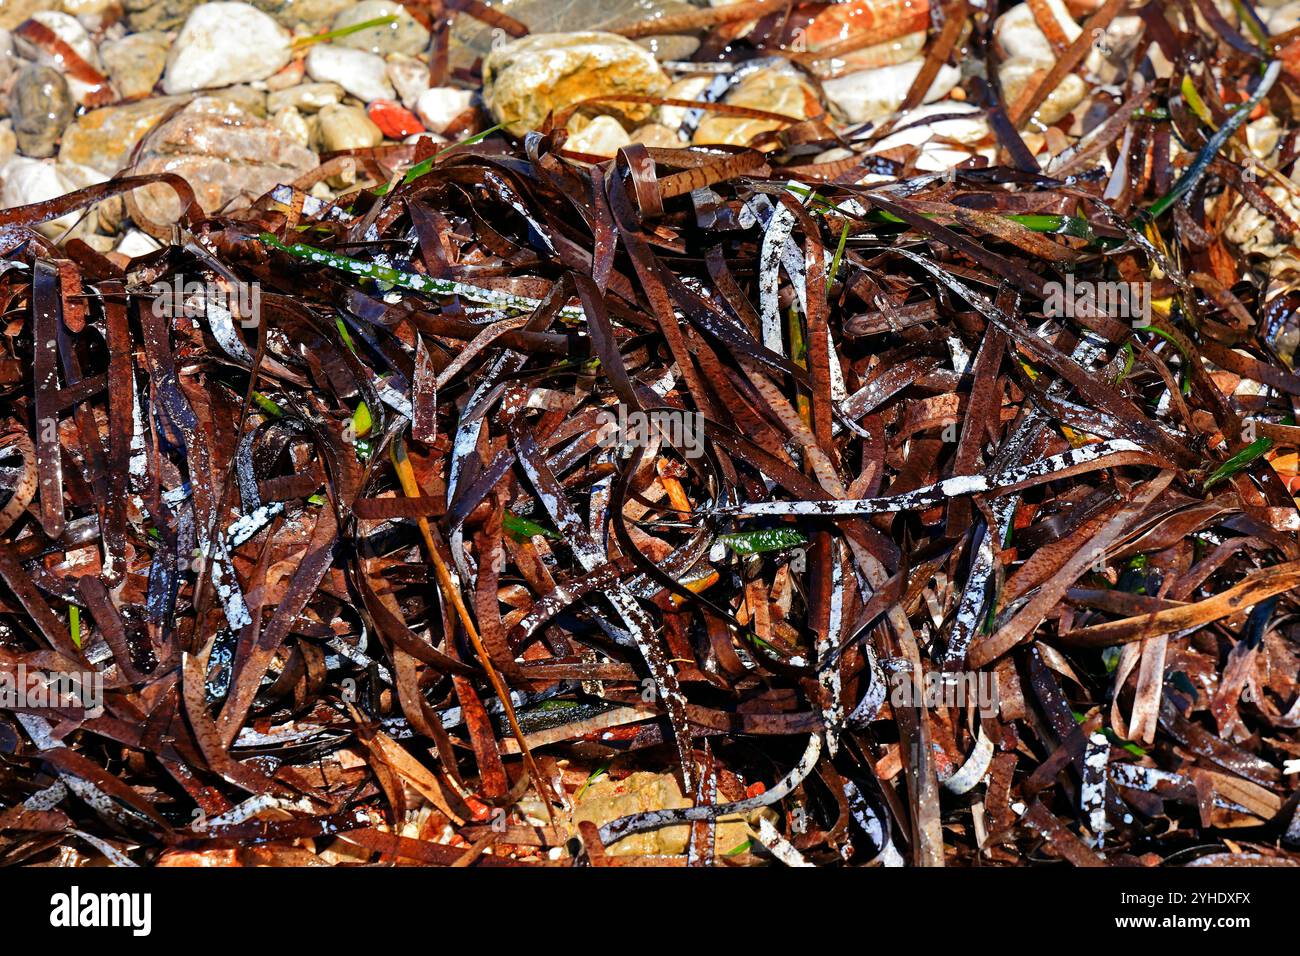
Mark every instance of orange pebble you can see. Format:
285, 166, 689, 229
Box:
1270, 452, 1298, 476
367, 100, 425, 139
156, 848, 241, 867
463, 793, 492, 821
803, 0, 930, 50
1280, 37, 1300, 81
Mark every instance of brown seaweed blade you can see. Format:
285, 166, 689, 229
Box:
0, 0, 1299, 870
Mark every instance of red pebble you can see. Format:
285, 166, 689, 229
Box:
462, 794, 492, 821
367, 100, 425, 139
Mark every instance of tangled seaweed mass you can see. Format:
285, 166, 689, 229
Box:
1, 0, 1300, 868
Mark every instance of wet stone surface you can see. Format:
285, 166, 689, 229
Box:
9, 64, 74, 158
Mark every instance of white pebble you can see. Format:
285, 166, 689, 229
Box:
414, 86, 474, 134
161, 2, 292, 95
306, 43, 395, 105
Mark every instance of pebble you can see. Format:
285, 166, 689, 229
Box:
331, 0, 429, 57
367, 99, 423, 138
265, 57, 305, 91
822, 59, 961, 125
656, 74, 709, 131
267, 81, 343, 113
62, 0, 118, 22
0, 0, 59, 32
864, 102, 992, 173
15, 10, 102, 65
637, 35, 700, 62
317, 102, 383, 151
124, 0, 203, 31
305, 43, 394, 103
256, 0, 351, 31
58, 95, 188, 173
414, 86, 473, 134
1089, 17, 1145, 85
14, 10, 106, 108
385, 52, 429, 110
818, 31, 926, 78
72, 229, 115, 252
565, 114, 629, 158
803, 0, 929, 75
993, 0, 1087, 125
9, 65, 74, 158
1248, 115, 1283, 160
94, 190, 125, 232
694, 67, 817, 147
55, 157, 105, 192
570, 769, 752, 858
993, 0, 1074, 63
1224, 175, 1300, 256
997, 57, 1086, 126
211, 84, 268, 117
482, 31, 668, 136
126, 97, 317, 235
0, 155, 56, 205
449, 0, 695, 74
0, 32, 16, 113
0, 154, 106, 236
100, 31, 169, 100
271, 104, 311, 146
0, 119, 15, 160
161, 2, 293, 95
1271, 2, 1300, 34
630, 122, 680, 148
115, 227, 163, 258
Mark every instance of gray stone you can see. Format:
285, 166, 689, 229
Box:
451, 0, 694, 71
637, 34, 699, 62
9, 65, 74, 158
252, 0, 351, 30
124, 0, 204, 32
331, 0, 428, 57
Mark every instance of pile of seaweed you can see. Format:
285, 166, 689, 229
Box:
2, 6, 1300, 868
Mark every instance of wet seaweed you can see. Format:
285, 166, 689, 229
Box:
0, 0, 1299, 869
